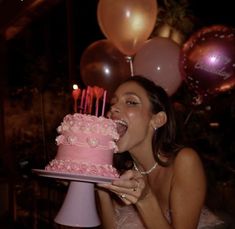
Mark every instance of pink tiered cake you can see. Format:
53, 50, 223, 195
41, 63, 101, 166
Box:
45, 113, 120, 178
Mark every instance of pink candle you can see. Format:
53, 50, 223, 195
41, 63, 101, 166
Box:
93, 86, 104, 116
101, 90, 107, 116
88, 88, 94, 114
72, 84, 81, 113
95, 98, 99, 116
80, 89, 86, 113
84, 87, 90, 114
72, 85, 80, 100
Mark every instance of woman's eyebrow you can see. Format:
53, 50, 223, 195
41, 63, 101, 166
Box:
124, 92, 139, 97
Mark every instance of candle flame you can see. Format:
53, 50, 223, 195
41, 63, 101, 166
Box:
73, 84, 79, 90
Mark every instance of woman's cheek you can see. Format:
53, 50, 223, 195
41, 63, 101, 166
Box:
127, 111, 136, 119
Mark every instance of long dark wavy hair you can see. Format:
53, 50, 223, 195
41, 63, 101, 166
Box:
112, 75, 183, 173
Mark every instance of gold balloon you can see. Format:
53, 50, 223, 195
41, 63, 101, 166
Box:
97, 0, 158, 56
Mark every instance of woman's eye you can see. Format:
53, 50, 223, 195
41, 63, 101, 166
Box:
126, 100, 139, 105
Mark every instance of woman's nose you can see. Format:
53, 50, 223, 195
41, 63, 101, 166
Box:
107, 104, 120, 118
110, 103, 120, 114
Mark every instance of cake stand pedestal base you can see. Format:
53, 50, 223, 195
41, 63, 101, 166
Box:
54, 181, 100, 227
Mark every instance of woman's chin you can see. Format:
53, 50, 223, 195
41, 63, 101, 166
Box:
116, 137, 128, 152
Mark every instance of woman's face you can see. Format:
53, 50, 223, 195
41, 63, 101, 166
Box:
108, 81, 154, 153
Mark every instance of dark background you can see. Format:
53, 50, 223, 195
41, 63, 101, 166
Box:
0, 0, 235, 228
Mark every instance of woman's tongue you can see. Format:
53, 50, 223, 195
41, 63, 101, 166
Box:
116, 122, 128, 138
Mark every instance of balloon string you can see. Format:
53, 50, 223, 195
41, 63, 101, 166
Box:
184, 110, 193, 125
126, 56, 134, 76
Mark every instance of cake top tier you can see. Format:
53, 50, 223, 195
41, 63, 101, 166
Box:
57, 113, 118, 138
56, 113, 119, 152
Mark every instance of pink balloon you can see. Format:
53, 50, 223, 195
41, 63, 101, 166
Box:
80, 39, 131, 98
133, 37, 182, 96
180, 25, 235, 105
97, 0, 157, 56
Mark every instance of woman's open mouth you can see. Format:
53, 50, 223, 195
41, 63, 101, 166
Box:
114, 120, 128, 138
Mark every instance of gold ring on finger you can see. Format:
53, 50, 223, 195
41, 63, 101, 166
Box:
120, 193, 126, 199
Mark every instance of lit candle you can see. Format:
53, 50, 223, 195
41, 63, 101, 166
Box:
101, 90, 107, 116
72, 84, 81, 113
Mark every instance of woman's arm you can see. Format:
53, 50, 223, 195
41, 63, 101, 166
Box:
135, 189, 173, 229
96, 188, 116, 229
98, 170, 173, 229
170, 147, 207, 228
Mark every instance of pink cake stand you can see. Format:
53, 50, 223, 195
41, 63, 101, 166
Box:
32, 169, 116, 227
55, 181, 100, 227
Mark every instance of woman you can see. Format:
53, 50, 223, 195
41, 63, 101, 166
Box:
96, 75, 215, 228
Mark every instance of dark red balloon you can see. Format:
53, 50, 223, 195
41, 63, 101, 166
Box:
80, 39, 131, 98
180, 25, 235, 104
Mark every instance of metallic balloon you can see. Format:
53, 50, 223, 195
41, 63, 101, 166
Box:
97, 0, 157, 56
180, 25, 235, 105
133, 37, 182, 96
80, 39, 131, 98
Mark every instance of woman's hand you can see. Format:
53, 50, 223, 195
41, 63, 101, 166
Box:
97, 170, 150, 205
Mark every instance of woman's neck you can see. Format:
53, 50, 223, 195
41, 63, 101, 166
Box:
131, 150, 157, 174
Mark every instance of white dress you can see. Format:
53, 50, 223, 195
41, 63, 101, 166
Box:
114, 204, 226, 229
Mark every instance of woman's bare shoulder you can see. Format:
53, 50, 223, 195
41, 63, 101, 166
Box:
171, 147, 206, 198
173, 147, 206, 179
174, 147, 202, 165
